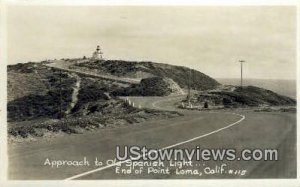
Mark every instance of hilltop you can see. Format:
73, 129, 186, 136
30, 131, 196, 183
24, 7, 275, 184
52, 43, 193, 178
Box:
72, 60, 220, 91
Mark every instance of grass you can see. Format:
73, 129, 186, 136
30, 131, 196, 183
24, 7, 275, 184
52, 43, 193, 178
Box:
74, 60, 220, 90
187, 86, 296, 108
7, 62, 182, 138
8, 67, 76, 121
112, 77, 175, 96
8, 100, 181, 138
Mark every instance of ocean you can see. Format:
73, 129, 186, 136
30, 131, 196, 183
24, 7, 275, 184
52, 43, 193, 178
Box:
216, 78, 297, 99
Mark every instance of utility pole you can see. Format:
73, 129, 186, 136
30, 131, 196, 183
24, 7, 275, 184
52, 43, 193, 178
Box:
59, 69, 62, 119
239, 60, 246, 87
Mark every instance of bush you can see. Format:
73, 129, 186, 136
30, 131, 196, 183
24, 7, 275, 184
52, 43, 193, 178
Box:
204, 102, 208, 108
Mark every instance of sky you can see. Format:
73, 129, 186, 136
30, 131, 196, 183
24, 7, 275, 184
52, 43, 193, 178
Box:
6, 6, 296, 79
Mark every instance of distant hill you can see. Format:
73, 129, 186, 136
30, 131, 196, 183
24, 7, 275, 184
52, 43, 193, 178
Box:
217, 78, 296, 99
185, 86, 296, 108
73, 60, 220, 90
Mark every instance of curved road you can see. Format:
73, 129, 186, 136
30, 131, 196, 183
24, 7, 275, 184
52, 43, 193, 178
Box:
8, 95, 296, 180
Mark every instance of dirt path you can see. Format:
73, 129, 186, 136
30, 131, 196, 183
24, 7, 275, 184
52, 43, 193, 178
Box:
46, 60, 140, 84
65, 73, 81, 115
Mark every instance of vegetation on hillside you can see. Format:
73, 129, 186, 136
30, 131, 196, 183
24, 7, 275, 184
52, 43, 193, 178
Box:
7, 62, 182, 138
9, 100, 181, 138
112, 77, 183, 96
185, 86, 296, 109
8, 60, 296, 139
74, 60, 220, 90
8, 63, 76, 121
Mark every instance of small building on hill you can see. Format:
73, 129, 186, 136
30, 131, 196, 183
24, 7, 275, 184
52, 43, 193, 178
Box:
92, 45, 103, 60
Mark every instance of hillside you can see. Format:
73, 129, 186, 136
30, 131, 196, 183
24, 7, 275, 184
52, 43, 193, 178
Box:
72, 60, 220, 90
7, 62, 181, 138
8, 59, 296, 138
183, 85, 296, 109
112, 77, 184, 96
8, 63, 77, 121
8, 62, 62, 102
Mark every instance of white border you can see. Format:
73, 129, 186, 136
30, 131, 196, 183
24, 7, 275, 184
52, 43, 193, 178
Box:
2, 0, 300, 6
0, 0, 8, 183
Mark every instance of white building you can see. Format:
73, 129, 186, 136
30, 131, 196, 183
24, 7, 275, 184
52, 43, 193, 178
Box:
92, 45, 103, 60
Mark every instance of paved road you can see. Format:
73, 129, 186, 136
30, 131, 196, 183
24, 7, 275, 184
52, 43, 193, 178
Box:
8, 95, 296, 180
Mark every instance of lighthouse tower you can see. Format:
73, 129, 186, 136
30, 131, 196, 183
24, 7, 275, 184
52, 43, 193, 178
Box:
92, 45, 103, 60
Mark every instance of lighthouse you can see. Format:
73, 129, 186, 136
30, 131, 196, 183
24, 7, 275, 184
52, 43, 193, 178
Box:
92, 45, 103, 60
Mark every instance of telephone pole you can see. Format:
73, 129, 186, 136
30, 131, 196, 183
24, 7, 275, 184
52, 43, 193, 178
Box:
59, 69, 63, 119
239, 60, 246, 87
